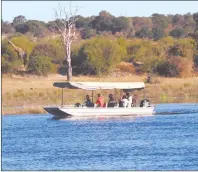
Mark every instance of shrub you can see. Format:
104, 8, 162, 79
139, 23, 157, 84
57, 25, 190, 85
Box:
82, 37, 126, 75
31, 38, 65, 64
169, 28, 185, 38
81, 28, 97, 39
156, 60, 179, 77
156, 56, 193, 77
152, 27, 165, 40
28, 56, 52, 76
2, 56, 23, 74
15, 24, 29, 34
135, 27, 153, 39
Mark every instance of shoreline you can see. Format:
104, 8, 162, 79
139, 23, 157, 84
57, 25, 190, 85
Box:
3, 100, 198, 115
2, 74, 198, 115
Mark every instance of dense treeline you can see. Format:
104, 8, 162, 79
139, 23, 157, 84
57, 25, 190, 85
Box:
2, 11, 198, 77
2, 11, 198, 39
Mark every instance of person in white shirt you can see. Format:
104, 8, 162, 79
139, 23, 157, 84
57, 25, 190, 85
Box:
126, 92, 132, 108
121, 95, 128, 108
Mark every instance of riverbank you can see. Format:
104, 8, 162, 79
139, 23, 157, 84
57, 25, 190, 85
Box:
2, 74, 198, 115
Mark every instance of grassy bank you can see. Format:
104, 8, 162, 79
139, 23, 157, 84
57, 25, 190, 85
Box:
2, 74, 198, 115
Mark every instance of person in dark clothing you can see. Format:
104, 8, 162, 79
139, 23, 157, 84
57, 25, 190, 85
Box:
85, 95, 93, 107
108, 94, 116, 107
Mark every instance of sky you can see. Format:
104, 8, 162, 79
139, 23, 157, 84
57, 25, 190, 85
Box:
2, 1, 198, 22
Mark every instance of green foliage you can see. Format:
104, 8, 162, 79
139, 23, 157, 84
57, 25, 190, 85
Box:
13, 15, 27, 26
172, 14, 184, 26
3, 12, 198, 41
76, 15, 91, 29
2, 40, 18, 60
111, 17, 130, 33
2, 21, 14, 34
152, 27, 165, 40
3, 12, 198, 77
81, 28, 97, 39
15, 20, 46, 36
28, 56, 53, 76
10, 35, 35, 66
152, 13, 169, 28
30, 38, 65, 64
90, 12, 113, 32
73, 36, 126, 75
11, 35, 35, 56
193, 12, 198, 30
156, 60, 179, 77
135, 27, 153, 39
2, 56, 22, 73
169, 28, 185, 38
15, 24, 29, 34
168, 38, 196, 59
26, 20, 46, 37
46, 19, 63, 33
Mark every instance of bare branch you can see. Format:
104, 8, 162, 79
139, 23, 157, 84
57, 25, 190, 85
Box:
53, 2, 79, 80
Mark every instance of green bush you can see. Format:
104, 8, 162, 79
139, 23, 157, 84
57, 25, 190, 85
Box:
31, 38, 65, 64
156, 60, 178, 77
28, 56, 52, 76
82, 37, 126, 75
19, 20, 46, 37
81, 28, 97, 39
2, 56, 23, 74
156, 56, 193, 77
169, 28, 185, 38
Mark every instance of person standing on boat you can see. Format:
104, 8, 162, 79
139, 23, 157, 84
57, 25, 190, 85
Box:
95, 93, 104, 107
126, 92, 132, 107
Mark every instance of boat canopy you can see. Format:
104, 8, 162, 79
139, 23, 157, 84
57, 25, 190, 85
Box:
53, 82, 145, 90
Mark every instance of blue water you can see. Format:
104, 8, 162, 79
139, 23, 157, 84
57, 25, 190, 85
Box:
2, 103, 198, 170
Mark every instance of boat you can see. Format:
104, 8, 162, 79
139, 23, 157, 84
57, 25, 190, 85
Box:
44, 82, 155, 119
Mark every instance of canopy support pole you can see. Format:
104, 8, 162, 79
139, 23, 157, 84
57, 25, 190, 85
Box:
114, 88, 116, 101
61, 87, 64, 107
92, 90, 94, 103
120, 89, 123, 99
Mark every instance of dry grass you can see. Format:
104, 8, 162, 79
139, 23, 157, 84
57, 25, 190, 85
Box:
2, 74, 198, 115
2, 107, 46, 115
116, 62, 136, 74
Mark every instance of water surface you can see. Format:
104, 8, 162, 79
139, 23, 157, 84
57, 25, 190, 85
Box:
2, 103, 198, 170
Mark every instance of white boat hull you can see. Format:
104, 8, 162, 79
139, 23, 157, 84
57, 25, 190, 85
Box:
44, 106, 155, 119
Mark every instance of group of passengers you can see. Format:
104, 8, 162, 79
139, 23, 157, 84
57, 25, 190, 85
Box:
85, 92, 135, 108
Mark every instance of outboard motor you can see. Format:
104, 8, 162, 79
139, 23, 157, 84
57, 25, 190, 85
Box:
140, 99, 150, 107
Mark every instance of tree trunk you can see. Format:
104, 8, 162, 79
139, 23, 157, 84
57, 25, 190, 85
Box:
67, 66, 72, 81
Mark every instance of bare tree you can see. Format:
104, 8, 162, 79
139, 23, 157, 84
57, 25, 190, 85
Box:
54, 2, 78, 81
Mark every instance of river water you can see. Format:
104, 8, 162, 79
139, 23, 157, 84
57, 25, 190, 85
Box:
2, 103, 198, 170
